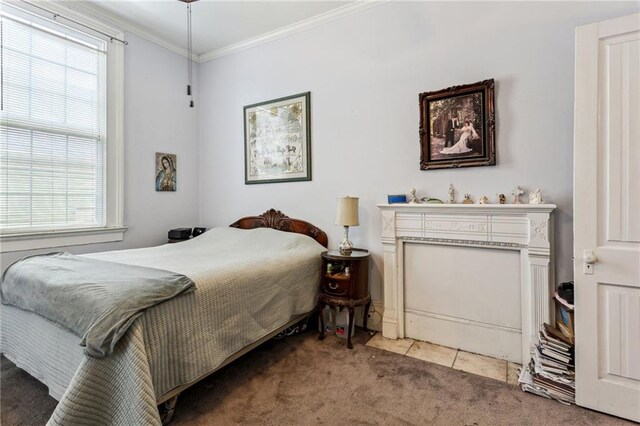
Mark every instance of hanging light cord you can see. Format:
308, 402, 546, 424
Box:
186, 2, 194, 108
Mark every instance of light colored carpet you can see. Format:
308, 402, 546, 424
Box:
1, 330, 633, 425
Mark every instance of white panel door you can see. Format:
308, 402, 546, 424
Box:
574, 13, 640, 422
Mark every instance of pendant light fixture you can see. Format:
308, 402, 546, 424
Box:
178, 0, 198, 107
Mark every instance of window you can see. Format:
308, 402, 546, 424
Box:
1, 3, 124, 252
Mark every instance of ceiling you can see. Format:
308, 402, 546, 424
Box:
77, 0, 359, 60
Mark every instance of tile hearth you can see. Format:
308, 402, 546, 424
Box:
366, 333, 521, 384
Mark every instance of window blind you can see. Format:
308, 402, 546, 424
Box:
1, 6, 108, 233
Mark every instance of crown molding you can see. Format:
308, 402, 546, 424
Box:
9, 0, 124, 39
198, 0, 389, 63
58, 0, 198, 61
54, 0, 387, 64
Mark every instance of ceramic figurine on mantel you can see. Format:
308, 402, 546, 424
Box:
512, 186, 524, 204
448, 184, 455, 204
408, 188, 419, 204
497, 194, 506, 204
529, 189, 544, 204
478, 196, 489, 204
462, 193, 473, 204
421, 196, 444, 204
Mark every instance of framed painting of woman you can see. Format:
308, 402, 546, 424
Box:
156, 153, 177, 191
419, 79, 496, 170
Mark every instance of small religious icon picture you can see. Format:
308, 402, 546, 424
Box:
155, 153, 177, 192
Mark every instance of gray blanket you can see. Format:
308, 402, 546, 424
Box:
1, 252, 195, 357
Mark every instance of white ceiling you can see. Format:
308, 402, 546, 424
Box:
78, 0, 360, 60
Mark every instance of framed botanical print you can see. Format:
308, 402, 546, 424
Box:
244, 92, 311, 184
419, 79, 496, 170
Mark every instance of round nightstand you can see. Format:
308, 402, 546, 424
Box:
318, 249, 371, 349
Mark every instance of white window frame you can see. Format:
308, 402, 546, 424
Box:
0, 1, 126, 253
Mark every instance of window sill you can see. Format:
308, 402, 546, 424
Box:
0, 226, 128, 253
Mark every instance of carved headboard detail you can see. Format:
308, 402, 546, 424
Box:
230, 209, 328, 248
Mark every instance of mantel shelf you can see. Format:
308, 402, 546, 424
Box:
378, 203, 557, 213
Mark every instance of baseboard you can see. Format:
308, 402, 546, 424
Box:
356, 299, 383, 331
404, 310, 522, 362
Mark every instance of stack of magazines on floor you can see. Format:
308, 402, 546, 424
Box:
519, 282, 575, 404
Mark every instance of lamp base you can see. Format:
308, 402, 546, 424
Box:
339, 226, 353, 255
339, 246, 353, 256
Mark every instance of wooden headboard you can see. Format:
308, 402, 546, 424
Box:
229, 209, 328, 248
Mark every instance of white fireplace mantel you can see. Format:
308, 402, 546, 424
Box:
378, 203, 556, 365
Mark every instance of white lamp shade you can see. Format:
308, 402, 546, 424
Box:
335, 196, 359, 226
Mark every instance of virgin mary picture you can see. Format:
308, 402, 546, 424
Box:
155, 153, 177, 191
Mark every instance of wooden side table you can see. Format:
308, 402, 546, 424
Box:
318, 249, 371, 349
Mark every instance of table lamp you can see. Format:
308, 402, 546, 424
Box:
335, 196, 359, 255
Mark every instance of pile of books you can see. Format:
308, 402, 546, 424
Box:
519, 323, 575, 404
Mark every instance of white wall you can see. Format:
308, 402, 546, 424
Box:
197, 1, 640, 301
1, 33, 200, 270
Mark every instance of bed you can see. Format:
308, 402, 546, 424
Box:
1, 209, 328, 425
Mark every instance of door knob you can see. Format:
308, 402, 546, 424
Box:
584, 250, 598, 264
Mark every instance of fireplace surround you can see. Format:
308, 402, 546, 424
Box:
378, 203, 556, 365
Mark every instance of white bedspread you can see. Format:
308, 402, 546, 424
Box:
1, 227, 324, 425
